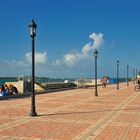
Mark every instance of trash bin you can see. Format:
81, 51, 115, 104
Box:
109, 78, 115, 84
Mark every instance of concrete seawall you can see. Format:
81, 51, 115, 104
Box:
5, 79, 106, 94
6, 80, 45, 94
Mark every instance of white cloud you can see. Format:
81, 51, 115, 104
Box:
0, 33, 105, 77
25, 52, 47, 64
0, 59, 30, 76
52, 59, 61, 66
82, 42, 92, 56
53, 51, 84, 66
63, 52, 83, 65
52, 33, 104, 67
5, 60, 29, 68
89, 33, 104, 49
0, 51, 48, 76
1, 32, 104, 76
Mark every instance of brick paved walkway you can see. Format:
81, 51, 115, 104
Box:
0, 82, 139, 140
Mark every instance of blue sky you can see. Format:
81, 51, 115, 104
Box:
0, 0, 140, 78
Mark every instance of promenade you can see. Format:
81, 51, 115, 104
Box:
0, 82, 140, 140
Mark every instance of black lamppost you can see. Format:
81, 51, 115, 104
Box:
136, 68, 138, 82
133, 68, 135, 84
127, 65, 129, 86
116, 60, 119, 90
29, 19, 37, 116
94, 49, 98, 96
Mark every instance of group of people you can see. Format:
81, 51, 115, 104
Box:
0, 84, 18, 96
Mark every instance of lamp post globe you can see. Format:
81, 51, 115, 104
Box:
94, 49, 98, 59
29, 19, 37, 117
117, 60, 119, 65
94, 49, 98, 96
29, 19, 37, 37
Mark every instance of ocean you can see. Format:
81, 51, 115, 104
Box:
0, 77, 127, 86
0, 78, 18, 86
0, 77, 65, 86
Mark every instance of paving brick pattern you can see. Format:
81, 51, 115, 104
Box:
0, 82, 140, 140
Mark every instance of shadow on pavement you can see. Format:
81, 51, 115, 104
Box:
38, 107, 140, 117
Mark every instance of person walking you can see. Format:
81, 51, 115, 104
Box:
102, 77, 108, 89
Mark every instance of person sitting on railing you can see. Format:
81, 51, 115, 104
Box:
0, 86, 2, 96
4, 84, 10, 95
0, 84, 19, 96
9, 85, 18, 95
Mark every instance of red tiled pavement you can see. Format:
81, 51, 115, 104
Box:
0, 82, 140, 140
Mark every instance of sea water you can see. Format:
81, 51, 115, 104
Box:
0, 78, 17, 86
